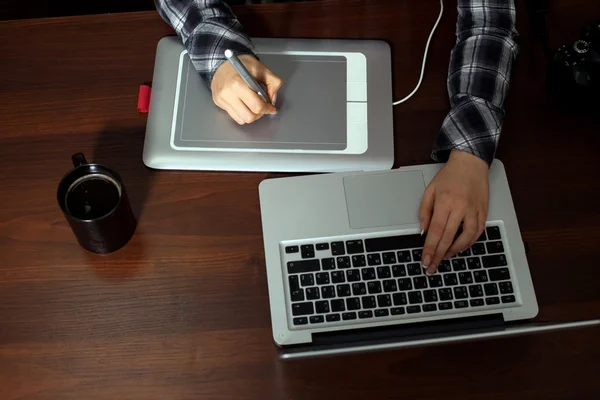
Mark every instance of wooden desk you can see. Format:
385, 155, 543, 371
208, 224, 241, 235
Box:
1, 1, 600, 398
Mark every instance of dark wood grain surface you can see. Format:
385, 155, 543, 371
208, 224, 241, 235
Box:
1, 1, 600, 399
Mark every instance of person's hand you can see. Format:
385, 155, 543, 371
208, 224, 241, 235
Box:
211, 55, 283, 125
419, 149, 490, 275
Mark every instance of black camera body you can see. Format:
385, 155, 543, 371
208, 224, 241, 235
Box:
549, 21, 600, 108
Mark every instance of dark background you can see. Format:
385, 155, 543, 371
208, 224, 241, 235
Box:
0, 0, 315, 21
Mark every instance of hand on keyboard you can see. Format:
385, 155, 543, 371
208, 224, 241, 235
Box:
419, 149, 489, 275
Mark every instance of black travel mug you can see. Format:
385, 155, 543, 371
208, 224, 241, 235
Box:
57, 153, 137, 254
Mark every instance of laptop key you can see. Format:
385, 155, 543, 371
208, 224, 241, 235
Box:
336, 256, 351, 269
452, 259, 467, 271
288, 275, 300, 291
331, 241, 345, 255
326, 313, 341, 322
477, 231, 487, 242
346, 270, 361, 282
315, 301, 330, 314
321, 286, 336, 299
484, 282, 499, 296
367, 254, 382, 266
346, 297, 361, 310
412, 249, 422, 261
377, 266, 392, 279
346, 240, 365, 254
300, 274, 314, 286
454, 300, 469, 309
375, 309, 389, 317
391, 307, 406, 315
501, 295, 516, 303
459, 272, 473, 285
288, 259, 320, 274
361, 267, 377, 280
392, 264, 407, 277
397, 250, 412, 263
316, 243, 329, 251
408, 291, 423, 304
453, 286, 468, 299
293, 317, 308, 325
413, 276, 428, 289
423, 304, 437, 312
351, 255, 366, 267
486, 296, 500, 305
301, 244, 315, 259
438, 288, 453, 301
382, 252, 397, 264
397, 278, 413, 291
352, 283, 367, 296
459, 248, 471, 257
443, 273, 458, 286
292, 302, 314, 316
336, 284, 351, 297
290, 289, 304, 302
499, 281, 514, 294
486, 226, 501, 240
407, 305, 421, 314
407, 263, 422, 276
306, 287, 320, 300
393, 292, 407, 306
489, 268, 510, 281
377, 294, 392, 307
331, 271, 345, 283
359, 311, 373, 319
362, 296, 377, 309
467, 257, 482, 269
470, 299, 484, 307
331, 299, 346, 312
472, 243, 486, 255
310, 315, 325, 324
285, 246, 299, 254
482, 254, 507, 268
486, 241, 504, 254
473, 270, 488, 283
437, 260, 452, 273
424, 289, 438, 303
428, 275, 443, 288
439, 302, 453, 310
321, 258, 336, 270
342, 312, 357, 320
469, 284, 484, 298
316, 272, 330, 285
367, 281, 382, 294
383, 279, 398, 293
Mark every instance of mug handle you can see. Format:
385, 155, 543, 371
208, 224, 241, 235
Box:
72, 153, 88, 167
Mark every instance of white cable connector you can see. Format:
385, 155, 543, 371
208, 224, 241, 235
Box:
393, 0, 444, 106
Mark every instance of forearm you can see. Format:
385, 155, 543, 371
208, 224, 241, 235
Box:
432, 0, 519, 165
154, 0, 256, 85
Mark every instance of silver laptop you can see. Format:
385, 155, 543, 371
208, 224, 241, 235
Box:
258, 160, 600, 359
143, 36, 394, 172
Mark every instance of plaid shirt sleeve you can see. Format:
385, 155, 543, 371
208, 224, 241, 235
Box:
431, 0, 519, 165
154, 0, 256, 86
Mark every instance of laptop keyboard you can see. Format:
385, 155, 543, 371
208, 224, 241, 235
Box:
283, 224, 519, 328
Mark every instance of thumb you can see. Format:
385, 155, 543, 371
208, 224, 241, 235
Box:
258, 68, 283, 105
418, 186, 435, 235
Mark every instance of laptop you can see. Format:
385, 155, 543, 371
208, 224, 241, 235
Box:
258, 160, 600, 359
143, 36, 394, 172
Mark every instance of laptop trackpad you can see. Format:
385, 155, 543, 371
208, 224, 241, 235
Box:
343, 171, 426, 229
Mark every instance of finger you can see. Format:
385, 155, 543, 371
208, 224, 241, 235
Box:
217, 97, 246, 125
222, 93, 260, 124
233, 80, 277, 115
418, 185, 435, 235
264, 71, 284, 105
429, 211, 465, 275
446, 211, 479, 258
421, 198, 451, 272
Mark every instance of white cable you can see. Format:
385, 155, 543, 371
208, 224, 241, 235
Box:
393, 0, 444, 106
